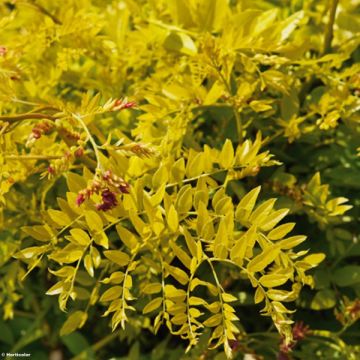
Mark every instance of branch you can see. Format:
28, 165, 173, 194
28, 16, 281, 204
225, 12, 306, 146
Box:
0, 113, 56, 123
323, 0, 339, 55
5, 155, 63, 160
20, 0, 62, 25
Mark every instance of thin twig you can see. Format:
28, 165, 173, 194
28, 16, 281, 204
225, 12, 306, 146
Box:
323, 0, 339, 55
20, 0, 62, 25
210, 58, 243, 143
73, 113, 104, 171
5, 155, 63, 160
0, 113, 55, 122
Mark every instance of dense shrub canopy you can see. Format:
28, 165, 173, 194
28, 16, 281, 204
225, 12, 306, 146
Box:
0, 0, 359, 359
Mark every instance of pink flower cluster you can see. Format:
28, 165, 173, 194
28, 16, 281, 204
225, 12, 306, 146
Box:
278, 321, 310, 360
112, 99, 136, 111
76, 170, 130, 211
31, 121, 54, 139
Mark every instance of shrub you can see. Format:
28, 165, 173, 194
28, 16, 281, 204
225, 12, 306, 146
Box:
0, 0, 359, 359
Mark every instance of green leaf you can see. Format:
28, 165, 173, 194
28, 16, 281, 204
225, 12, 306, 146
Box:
170, 240, 191, 269
116, 225, 138, 250
93, 231, 109, 249
0, 319, 14, 345
22, 225, 53, 242
186, 152, 204, 178
48, 209, 71, 227
143, 283, 162, 295
249, 100, 273, 112
260, 209, 289, 232
238, 186, 261, 212
189, 296, 207, 306
66, 173, 87, 193
311, 289, 336, 310
332, 266, 360, 287
69, 229, 91, 246
219, 139, 234, 169
182, 227, 197, 258
163, 31, 197, 56
60, 311, 87, 336
259, 273, 290, 288
101, 271, 124, 285
85, 210, 103, 232
90, 246, 101, 268
165, 264, 189, 285
152, 165, 169, 189
230, 225, 256, 266
213, 218, 228, 259
84, 254, 94, 277
171, 158, 186, 182
100, 286, 122, 302
303, 253, 326, 267
46, 281, 64, 296
204, 80, 224, 105
235, 186, 261, 223
247, 245, 280, 273
278, 235, 307, 250
176, 185, 193, 214
14, 245, 48, 259
167, 205, 179, 233
203, 314, 222, 327
103, 250, 130, 267
222, 293, 238, 302
268, 223, 295, 240
143, 297, 163, 314
249, 199, 277, 225
61, 332, 91, 356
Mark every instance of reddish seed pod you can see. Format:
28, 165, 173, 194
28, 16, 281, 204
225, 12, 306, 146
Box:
112, 99, 136, 111
74, 147, 84, 157
76, 193, 86, 206
32, 129, 42, 139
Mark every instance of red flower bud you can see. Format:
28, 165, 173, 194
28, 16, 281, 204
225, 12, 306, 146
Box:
112, 99, 136, 111
32, 129, 42, 139
76, 193, 86, 206
96, 189, 117, 211
74, 147, 84, 158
